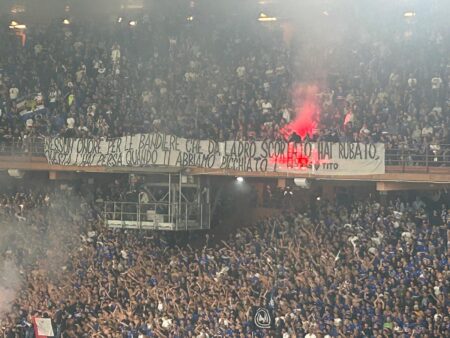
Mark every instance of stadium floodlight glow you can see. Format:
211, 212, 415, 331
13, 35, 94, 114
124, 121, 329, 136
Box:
403, 11, 416, 18
63, 19, 70, 25
258, 13, 277, 22
129, 20, 137, 26
236, 176, 244, 183
9, 22, 26, 30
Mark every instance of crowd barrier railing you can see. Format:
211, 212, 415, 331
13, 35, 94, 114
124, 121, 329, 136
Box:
0, 137, 45, 157
103, 201, 210, 231
385, 144, 450, 173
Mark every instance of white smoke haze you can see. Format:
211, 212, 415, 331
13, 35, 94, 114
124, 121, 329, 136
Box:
0, 187, 92, 324
0, 259, 21, 318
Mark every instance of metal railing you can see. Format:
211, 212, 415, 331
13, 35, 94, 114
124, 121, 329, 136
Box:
0, 137, 45, 156
2, 138, 450, 173
103, 201, 210, 231
385, 144, 450, 173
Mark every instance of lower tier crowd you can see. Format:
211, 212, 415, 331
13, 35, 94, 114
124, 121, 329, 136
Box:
0, 185, 448, 337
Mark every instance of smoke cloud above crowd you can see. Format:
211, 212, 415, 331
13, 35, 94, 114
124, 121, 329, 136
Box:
0, 260, 21, 318
0, 185, 89, 324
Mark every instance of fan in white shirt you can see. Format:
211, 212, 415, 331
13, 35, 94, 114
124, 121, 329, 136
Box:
9, 86, 19, 100
431, 77, 442, 90
421, 125, 433, 137
236, 66, 245, 78
261, 100, 272, 115
111, 43, 121, 64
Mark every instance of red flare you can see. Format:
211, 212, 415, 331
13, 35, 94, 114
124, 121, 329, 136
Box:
281, 84, 320, 140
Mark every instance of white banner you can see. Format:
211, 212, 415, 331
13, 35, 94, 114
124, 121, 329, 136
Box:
33, 317, 54, 337
44, 134, 385, 175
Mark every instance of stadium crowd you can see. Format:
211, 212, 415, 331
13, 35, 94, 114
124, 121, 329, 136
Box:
0, 181, 448, 337
1, 2, 450, 338
0, 6, 449, 157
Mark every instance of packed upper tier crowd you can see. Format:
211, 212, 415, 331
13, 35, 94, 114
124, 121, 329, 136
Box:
0, 6, 449, 154
0, 180, 448, 337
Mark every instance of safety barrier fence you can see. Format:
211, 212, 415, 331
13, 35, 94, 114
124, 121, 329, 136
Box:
103, 201, 210, 231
